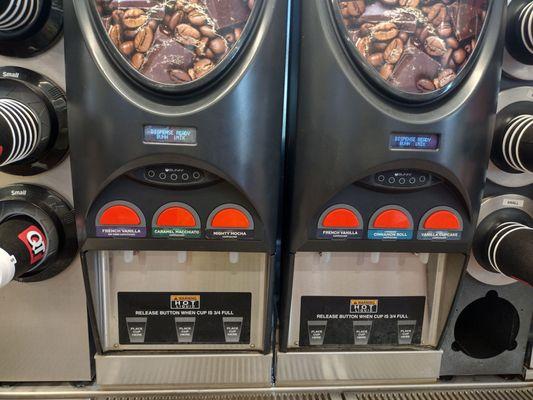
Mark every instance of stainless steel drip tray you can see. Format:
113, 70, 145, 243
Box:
94, 352, 273, 388
0, 379, 531, 399
276, 350, 443, 386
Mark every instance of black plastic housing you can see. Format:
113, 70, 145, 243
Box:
63, 0, 287, 355
280, 0, 507, 351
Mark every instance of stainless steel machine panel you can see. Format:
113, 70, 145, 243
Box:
0, 39, 92, 383
287, 252, 464, 349
88, 250, 268, 351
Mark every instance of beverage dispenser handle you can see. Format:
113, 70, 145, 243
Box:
486, 222, 533, 286
507, 0, 533, 65
0, 217, 47, 288
492, 115, 533, 174
476, 217, 533, 286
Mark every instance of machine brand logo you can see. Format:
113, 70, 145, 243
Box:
350, 299, 378, 314
170, 295, 200, 310
18, 226, 47, 265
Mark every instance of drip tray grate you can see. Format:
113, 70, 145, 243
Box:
345, 387, 533, 400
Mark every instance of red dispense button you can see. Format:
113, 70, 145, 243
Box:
211, 208, 251, 229
423, 210, 461, 230
156, 207, 197, 227
99, 205, 141, 226
373, 209, 411, 229
322, 208, 360, 228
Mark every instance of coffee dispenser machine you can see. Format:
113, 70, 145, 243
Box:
279, 0, 506, 386
0, 0, 92, 383
441, 0, 533, 379
64, 0, 287, 388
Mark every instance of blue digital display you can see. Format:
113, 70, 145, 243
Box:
390, 133, 440, 151
144, 125, 197, 145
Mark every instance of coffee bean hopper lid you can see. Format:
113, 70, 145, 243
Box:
334, 0, 490, 101
93, 0, 257, 91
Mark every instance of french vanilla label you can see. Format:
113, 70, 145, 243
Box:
96, 226, 147, 238
318, 228, 363, 240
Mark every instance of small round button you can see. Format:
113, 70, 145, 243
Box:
419, 175, 427, 183
409, 178, 416, 184
159, 173, 167, 180
377, 175, 386, 182
399, 178, 406, 184
193, 171, 201, 180
147, 170, 156, 178
170, 174, 178, 181
388, 177, 396, 184
182, 173, 190, 181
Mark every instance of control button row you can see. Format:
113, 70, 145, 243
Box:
317, 205, 463, 241
95, 202, 254, 239
373, 171, 432, 189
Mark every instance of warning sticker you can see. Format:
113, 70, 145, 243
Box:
299, 296, 425, 347
118, 292, 251, 345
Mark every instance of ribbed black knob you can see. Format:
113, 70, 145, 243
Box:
0, 0, 40, 33
0, 217, 48, 288
0, 98, 44, 167
474, 209, 533, 286
507, 0, 533, 65
491, 114, 533, 174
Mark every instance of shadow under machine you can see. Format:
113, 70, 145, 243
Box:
278, 0, 523, 386
64, 0, 287, 388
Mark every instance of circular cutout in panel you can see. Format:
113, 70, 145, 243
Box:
453, 291, 520, 359
332, 0, 490, 100
93, 0, 260, 92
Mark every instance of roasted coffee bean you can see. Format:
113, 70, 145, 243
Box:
424, 36, 447, 57
134, 26, 154, 53
398, 31, 409, 42
380, 63, 394, 80
368, 52, 384, 66
373, 22, 399, 41
373, 42, 388, 52
452, 48, 467, 64
248, 0, 254, 9
437, 22, 452, 38
399, 0, 420, 7
356, 37, 372, 57
199, 25, 217, 38
131, 53, 145, 69
119, 41, 135, 57
434, 69, 457, 88
382, 0, 398, 5
234, 27, 243, 40
170, 68, 192, 82
446, 37, 459, 49
123, 9, 147, 29
111, 10, 124, 24
147, 19, 159, 32
168, 11, 184, 31
384, 38, 404, 64
416, 78, 436, 92
188, 10, 207, 26
193, 58, 214, 78
108, 24, 122, 46
209, 37, 228, 55
339, 1, 365, 17
123, 29, 137, 40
